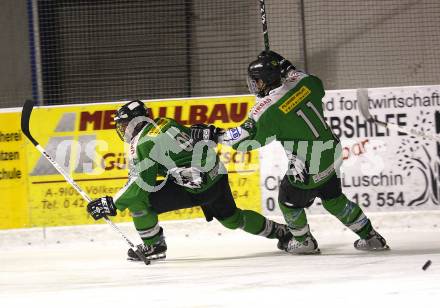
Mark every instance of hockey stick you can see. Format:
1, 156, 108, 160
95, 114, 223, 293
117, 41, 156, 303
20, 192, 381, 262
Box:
259, 0, 270, 51
357, 89, 440, 142
21, 100, 150, 266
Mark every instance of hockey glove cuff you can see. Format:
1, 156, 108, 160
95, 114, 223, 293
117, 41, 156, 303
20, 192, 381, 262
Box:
87, 196, 117, 220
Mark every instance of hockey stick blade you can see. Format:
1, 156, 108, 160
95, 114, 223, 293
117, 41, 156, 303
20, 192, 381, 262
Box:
357, 88, 374, 122
131, 245, 151, 266
21, 99, 39, 146
357, 89, 440, 142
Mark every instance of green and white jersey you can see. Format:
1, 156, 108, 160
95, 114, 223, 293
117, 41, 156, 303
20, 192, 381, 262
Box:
114, 117, 224, 210
219, 70, 341, 189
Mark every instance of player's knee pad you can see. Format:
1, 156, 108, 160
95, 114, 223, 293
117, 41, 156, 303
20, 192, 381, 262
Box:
128, 204, 158, 230
127, 202, 150, 215
218, 208, 242, 230
321, 194, 348, 216
322, 194, 367, 229
278, 201, 307, 227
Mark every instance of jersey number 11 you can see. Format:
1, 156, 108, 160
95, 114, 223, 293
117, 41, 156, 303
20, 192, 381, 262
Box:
296, 101, 328, 138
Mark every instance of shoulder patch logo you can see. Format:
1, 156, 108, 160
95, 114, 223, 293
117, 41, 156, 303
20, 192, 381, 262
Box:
129, 140, 137, 157
227, 127, 242, 140
278, 85, 311, 114
147, 118, 171, 137
286, 70, 303, 82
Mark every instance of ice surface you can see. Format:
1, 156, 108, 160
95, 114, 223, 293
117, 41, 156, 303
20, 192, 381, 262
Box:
1, 213, 439, 308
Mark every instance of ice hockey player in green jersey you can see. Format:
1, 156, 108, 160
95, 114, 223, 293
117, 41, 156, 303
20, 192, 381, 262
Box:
86, 100, 292, 261
190, 51, 389, 254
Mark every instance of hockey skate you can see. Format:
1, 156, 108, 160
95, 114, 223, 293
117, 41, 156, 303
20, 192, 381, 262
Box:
127, 238, 167, 261
285, 233, 320, 254
354, 229, 389, 251
274, 223, 293, 251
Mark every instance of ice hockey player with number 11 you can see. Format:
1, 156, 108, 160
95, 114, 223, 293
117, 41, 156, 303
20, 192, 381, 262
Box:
86, 100, 292, 261
190, 51, 389, 254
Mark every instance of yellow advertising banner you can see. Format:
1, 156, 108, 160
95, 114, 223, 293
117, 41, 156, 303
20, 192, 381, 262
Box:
0, 95, 261, 229
0, 111, 29, 229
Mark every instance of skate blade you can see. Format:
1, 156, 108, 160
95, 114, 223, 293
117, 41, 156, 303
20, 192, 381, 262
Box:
355, 245, 390, 252
286, 248, 321, 255
374, 244, 390, 251
127, 253, 166, 262
299, 248, 321, 255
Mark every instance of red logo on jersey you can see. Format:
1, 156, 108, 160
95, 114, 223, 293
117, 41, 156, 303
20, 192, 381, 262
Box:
252, 98, 272, 116
129, 139, 137, 157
